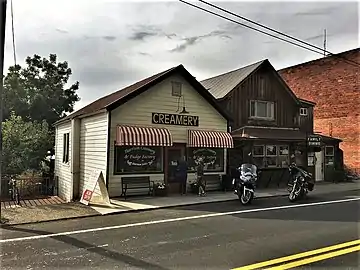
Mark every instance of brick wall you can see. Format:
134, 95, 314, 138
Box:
314, 116, 360, 174
279, 48, 360, 173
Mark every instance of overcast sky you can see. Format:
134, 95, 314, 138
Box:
3, 0, 359, 111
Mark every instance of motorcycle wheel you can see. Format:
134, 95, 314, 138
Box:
289, 182, 302, 202
239, 190, 254, 205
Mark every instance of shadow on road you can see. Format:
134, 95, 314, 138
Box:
2, 225, 169, 270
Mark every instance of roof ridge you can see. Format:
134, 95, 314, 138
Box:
200, 59, 266, 83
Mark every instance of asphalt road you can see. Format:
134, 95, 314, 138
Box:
0, 190, 359, 270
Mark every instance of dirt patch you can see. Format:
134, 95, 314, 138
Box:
1, 202, 99, 225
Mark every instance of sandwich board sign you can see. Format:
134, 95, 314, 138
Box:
80, 170, 111, 206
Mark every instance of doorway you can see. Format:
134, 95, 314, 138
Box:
315, 150, 324, 181
166, 144, 186, 194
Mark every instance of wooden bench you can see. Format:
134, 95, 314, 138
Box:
203, 174, 222, 192
121, 176, 154, 200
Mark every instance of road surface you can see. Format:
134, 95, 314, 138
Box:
1, 190, 359, 269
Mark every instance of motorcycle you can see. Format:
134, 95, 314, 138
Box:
232, 163, 258, 205
288, 163, 315, 202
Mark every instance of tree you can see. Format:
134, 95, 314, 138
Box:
2, 113, 52, 175
3, 53, 80, 126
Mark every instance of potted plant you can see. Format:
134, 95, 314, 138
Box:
153, 182, 167, 196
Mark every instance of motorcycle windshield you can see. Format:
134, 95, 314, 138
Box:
240, 164, 257, 176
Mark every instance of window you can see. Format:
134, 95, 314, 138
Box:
62, 133, 70, 163
252, 144, 290, 168
300, 108, 308, 116
114, 146, 163, 174
278, 145, 290, 167
265, 145, 277, 167
253, 145, 265, 168
250, 100, 274, 119
187, 148, 224, 172
171, 81, 182, 97
325, 146, 334, 166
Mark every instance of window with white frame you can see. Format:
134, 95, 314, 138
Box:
278, 145, 290, 167
300, 107, 308, 116
171, 81, 182, 97
325, 146, 334, 166
252, 144, 290, 168
250, 100, 275, 119
62, 133, 70, 163
265, 145, 277, 167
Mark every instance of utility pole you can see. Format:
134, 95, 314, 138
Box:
0, 0, 7, 197
323, 29, 327, 57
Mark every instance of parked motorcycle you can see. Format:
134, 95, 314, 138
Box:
288, 162, 315, 202
232, 163, 259, 205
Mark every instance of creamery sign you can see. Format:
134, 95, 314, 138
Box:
152, 112, 199, 126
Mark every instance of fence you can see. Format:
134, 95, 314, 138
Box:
1, 175, 58, 200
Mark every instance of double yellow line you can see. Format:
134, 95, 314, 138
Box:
232, 239, 360, 270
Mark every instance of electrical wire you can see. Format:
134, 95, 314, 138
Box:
199, 0, 360, 67
179, 0, 360, 68
10, 0, 16, 65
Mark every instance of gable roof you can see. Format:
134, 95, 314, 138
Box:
200, 60, 265, 99
200, 59, 301, 105
56, 64, 231, 125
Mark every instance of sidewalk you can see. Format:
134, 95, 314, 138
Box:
1, 181, 359, 226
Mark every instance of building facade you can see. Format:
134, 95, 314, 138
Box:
54, 65, 233, 202
279, 48, 360, 175
201, 59, 342, 187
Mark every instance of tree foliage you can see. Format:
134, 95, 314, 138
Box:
3, 53, 80, 126
2, 113, 53, 175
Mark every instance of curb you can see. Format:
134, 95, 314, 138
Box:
1, 188, 359, 227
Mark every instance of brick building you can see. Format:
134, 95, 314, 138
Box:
279, 48, 360, 174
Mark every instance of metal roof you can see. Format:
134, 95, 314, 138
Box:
200, 60, 265, 99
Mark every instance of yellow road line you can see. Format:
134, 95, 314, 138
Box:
232, 239, 360, 270
265, 245, 360, 269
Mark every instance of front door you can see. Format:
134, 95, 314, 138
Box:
315, 150, 324, 181
166, 145, 186, 194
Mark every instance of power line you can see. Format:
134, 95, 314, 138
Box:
179, 0, 360, 68
179, 1, 323, 55
199, 0, 360, 67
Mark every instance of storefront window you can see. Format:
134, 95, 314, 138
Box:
252, 145, 265, 168
187, 148, 224, 172
325, 146, 335, 166
278, 145, 290, 167
253, 144, 290, 168
114, 146, 163, 174
265, 145, 277, 167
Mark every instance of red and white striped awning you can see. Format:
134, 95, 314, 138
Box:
188, 130, 234, 148
116, 125, 173, 147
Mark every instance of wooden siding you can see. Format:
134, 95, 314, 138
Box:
299, 104, 314, 133
79, 112, 109, 198
54, 121, 72, 201
109, 74, 228, 197
227, 65, 300, 130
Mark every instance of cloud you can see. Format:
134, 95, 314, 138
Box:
102, 35, 117, 41
55, 28, 68, 34
169, 30, 232, 53
4, 0, 358, 111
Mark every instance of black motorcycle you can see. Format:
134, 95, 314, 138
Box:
288, 163, 315, 202
232, 163, 258, 205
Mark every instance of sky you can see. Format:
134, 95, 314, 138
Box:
3, 0, 359, 112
